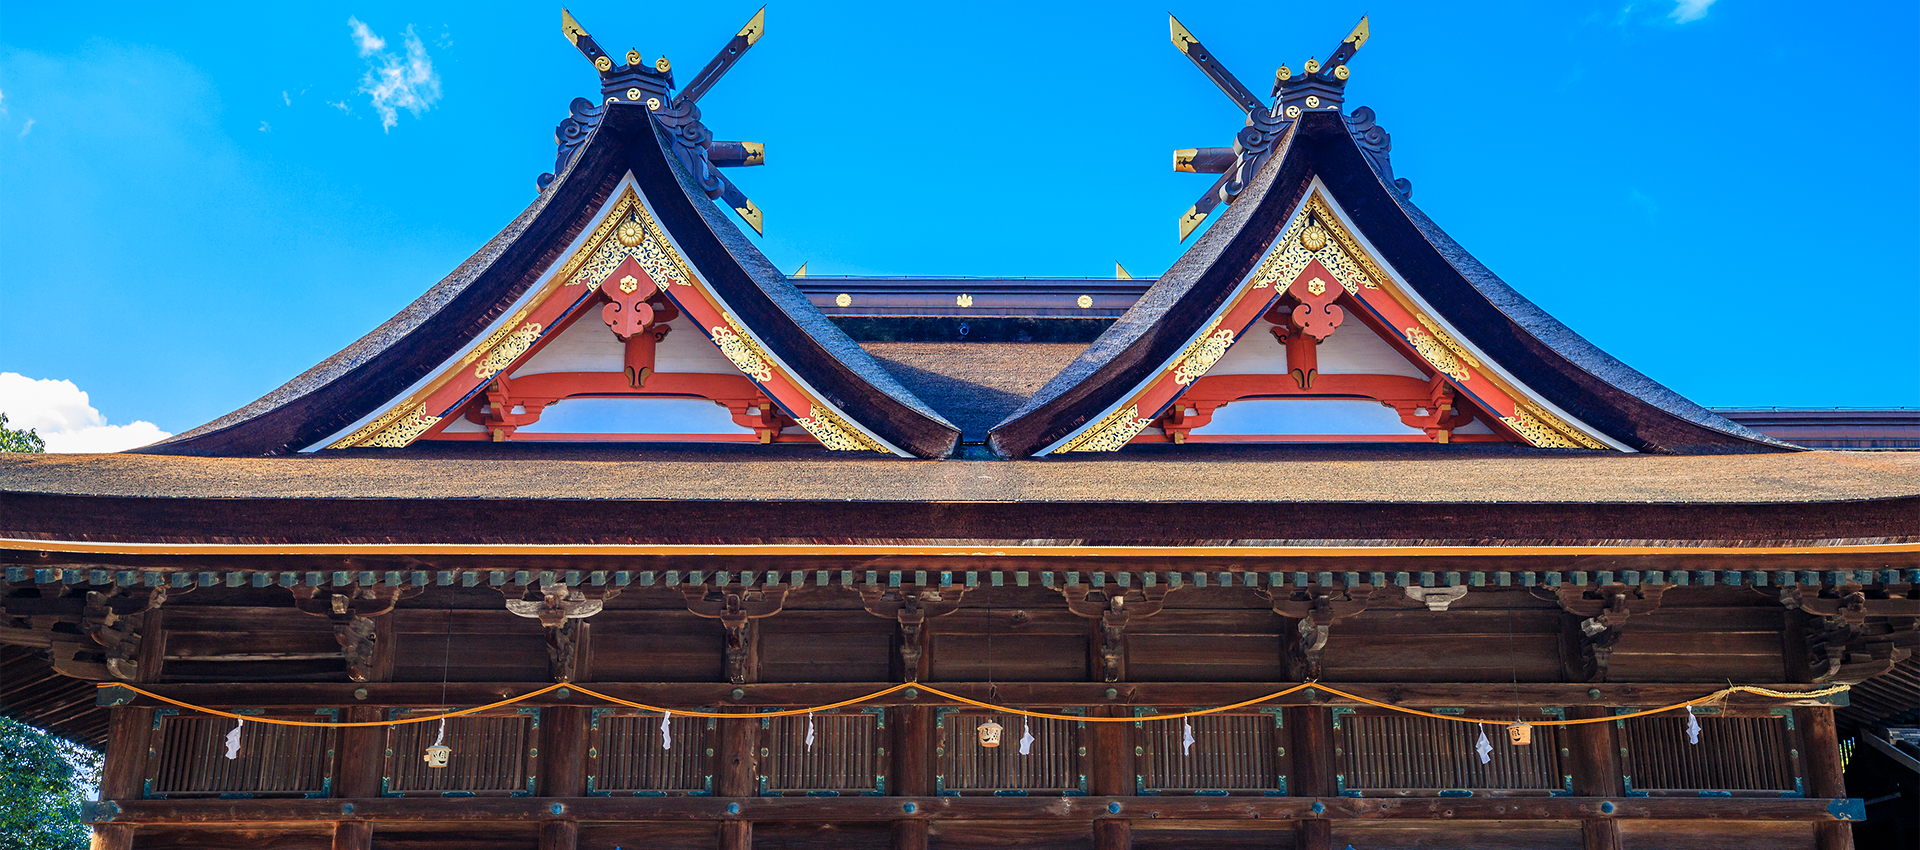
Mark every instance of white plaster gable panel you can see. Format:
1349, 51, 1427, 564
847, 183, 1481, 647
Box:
512, 312, 745, 378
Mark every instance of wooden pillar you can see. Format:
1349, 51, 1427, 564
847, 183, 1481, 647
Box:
892, 705, 932, 850
336, 705, 384, 799
1802, 707, 1855, 850
1090, 706, 1131, 797
539, 820, 579, 850
89, 825, 133, 850
892, 821, 929, 850
1567, 706, 1622, 850
542, 706, 589, 798
99, 707, 151, 802
1093, 817, 1132, 850
1288, 706, 1335, 850
331, 822, 373, 850
716, 716, 758, 850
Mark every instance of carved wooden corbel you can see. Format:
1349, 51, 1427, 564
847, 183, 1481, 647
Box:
1554, 583, 1667, 683
500, 579, 620, 682
1060, 584, 1173, 683
858, 585, 968, 683
83, 587, 169, 682
682, 583, 790, 685
293, 584, 419, 683
1781, 584, 1919, 684
1264, 585, 1374, 680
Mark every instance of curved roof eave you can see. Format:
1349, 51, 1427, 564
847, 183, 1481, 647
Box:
1305, 112, 1790, 454
990, 110, 1791, 457
141, 103, 959, 458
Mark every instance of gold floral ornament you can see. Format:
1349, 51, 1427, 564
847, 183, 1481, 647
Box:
616, 219, 646, 247
796, 404, 889, 453
1402, 325, 1469, 382
956, 294, 974, 308
360, 404, 441, 449
473, 323, 543, 381
1058, 404, 1154, 453
710, 317, 774, 382
1415, 314, 1481, 370
1172, 322, 1236, 385
1502, 405, 1607, 450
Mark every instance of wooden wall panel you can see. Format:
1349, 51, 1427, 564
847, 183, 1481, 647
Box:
757, 612, 893, 682
929, 820, 1094, 850
131, 826, 332, 850
160, 607, 346, 682
929, 610, 1087, 682
1320, 610, 1562, 683
1126, 609, 1284, 681
751, 822, 892, 850
1332, 821, 1581, 850
586, 611, 723, 682
1607, 608, 1787, 683
1131, 821, 1296, 850
392, 609, 550, 683
576, 823, 716, 850
1617, 821, 1815, 850
367, 822, 540, 850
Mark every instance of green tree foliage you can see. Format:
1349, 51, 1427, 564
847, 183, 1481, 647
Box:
0, 716, 100, 850
0, 413, 46, 453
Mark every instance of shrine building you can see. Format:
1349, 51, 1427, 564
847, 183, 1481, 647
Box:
4, 10, 1918, 850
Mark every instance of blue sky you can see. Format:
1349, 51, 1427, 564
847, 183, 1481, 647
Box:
2, 0, 1916, 448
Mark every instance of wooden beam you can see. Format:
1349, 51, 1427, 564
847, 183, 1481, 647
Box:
102, 680, 1849, 710
1093, 818, 1130, 850
86, 795, 1864, 824
719, 821, 750, 850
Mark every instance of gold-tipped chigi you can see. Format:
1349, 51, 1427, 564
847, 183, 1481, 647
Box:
735, 199, 764, 235
738, 7, 766, 46
1178, 206, 1207, 241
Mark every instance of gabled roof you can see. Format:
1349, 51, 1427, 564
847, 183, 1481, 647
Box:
988, 109, 1789, 457
143, 104, 959, 459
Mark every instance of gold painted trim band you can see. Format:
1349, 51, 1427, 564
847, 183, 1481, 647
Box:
2, 538, 1914, 558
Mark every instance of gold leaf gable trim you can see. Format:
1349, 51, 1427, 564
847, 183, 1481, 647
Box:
472, 324, 543, 381
710, 313, 774, 383
797, 404, 890, 453
1173, 323, 1236, 386
1503, 405, 1608, 450
358, 404, 441, 449
1058, 404, 1153, 453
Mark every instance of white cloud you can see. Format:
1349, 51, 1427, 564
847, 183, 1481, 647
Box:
0, 373, 171, 453
346, 17, 441, 132
17, 117, 32, 137
258, 120, 271, 132
1671, 0, 1717, 23
347, 17, 386, 57
282, 90, 291, 106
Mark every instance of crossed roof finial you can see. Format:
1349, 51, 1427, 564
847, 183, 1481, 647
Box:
1168, 15, 1369, 241
546, 8, 770, 234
